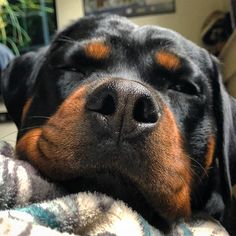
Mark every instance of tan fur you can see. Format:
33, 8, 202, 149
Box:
16, 86, 87, 178
143, 105, 192, 220
85, 41, 110, 60
205, 136, 216, 169
155, 51, 181, 70
21, 97, 33, 122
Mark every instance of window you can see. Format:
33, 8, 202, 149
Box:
0, 0, 57, 55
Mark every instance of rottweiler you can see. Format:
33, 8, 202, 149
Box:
1, 14, 236, 233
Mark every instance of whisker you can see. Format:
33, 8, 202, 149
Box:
0, 125, 43, 143
57, 38, 75, 44
2, 139, 16, 142
56, 36, 77, 44
0, 140, 16, 145
164, 168, 187, 187
27, 116, 50, 120
18, 126, 42, 132
0, 131, 18, 140
190, 168, 203, 183
188, 156, 208, 177
60, 35, 75, 40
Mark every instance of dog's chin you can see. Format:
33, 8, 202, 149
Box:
62, 170, 170, 232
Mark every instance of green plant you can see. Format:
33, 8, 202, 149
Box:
0, 0, 54, 55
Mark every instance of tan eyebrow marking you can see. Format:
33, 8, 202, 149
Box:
84, 41, 110, 60
155, 51, 181, 70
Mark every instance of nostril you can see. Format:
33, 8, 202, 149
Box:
87, 92, 116, 116
99, 94, 116, 115
133, 96, 158, 124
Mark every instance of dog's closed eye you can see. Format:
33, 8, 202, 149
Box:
53, 64, 86, 75
168, 81, 200, 96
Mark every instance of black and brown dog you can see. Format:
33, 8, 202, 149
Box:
1, 14, 236, 233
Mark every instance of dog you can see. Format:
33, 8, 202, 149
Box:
1, 14, 236, 233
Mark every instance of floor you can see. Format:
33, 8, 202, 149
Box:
0, 122, 17, 146
0, 103, 17, 147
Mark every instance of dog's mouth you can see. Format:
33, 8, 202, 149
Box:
62, 169, 170, 231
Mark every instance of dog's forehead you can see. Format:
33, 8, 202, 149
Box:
58, 14, 137, 41
54, 15, 212, 75
95, 14, 138, 36
62, 15, 182, 50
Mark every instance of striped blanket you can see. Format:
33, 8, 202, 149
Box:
0, 141, 229, 235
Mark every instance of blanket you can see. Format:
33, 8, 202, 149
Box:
0, 141, 229, 236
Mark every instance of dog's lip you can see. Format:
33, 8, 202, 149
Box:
62, 169, 169, 230
64, 171, 154, 216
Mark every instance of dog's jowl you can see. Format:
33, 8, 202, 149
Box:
2, 14, 236, 233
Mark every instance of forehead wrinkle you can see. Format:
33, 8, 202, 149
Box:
133, 25, 177, 44
96, 15, 137, 37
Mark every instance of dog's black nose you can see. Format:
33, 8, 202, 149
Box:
86, 79, 161, 140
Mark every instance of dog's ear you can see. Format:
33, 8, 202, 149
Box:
210, 56, 236, 205
1, 49, 46, 128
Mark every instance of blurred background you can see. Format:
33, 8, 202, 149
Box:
0, 0, 236, 145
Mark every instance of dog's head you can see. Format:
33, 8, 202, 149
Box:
2, 15, 236, 228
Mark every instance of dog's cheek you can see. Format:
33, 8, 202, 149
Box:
16, 86, 90, 179
142, 105, 192, 220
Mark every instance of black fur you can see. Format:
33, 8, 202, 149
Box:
1, 14, 236, 233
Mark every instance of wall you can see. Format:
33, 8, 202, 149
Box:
55, 0, 229, 46
220, 29, 236, 97
55, 0, 84, 30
